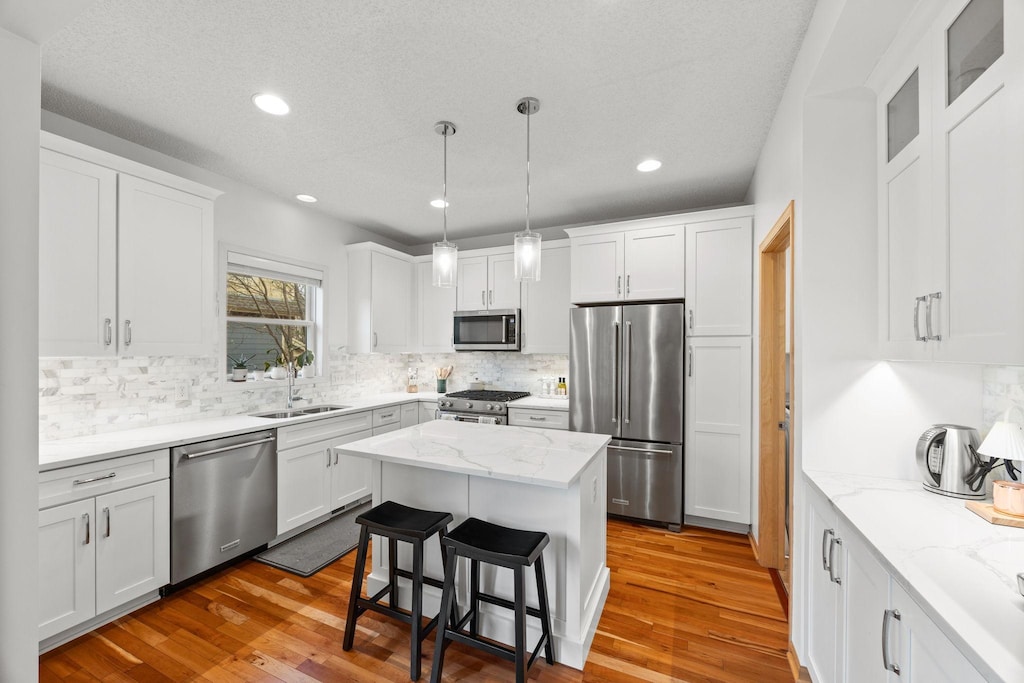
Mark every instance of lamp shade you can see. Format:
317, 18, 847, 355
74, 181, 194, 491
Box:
514, 230, 542, 281
432, 240, 458, 288
978, 420, 1024, 462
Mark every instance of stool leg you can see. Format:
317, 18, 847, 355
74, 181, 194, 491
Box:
437, 529, 459, 630
410, 539, 424, 680
388, 537, 399, 609
469, 559, 480, 637
343, 526, 371, 651
513, 565, 527, 683
429, 549, 458, 683
535, 554, 555, 665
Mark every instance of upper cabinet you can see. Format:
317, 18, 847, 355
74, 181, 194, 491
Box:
567, 221, 685, 304
457, 251, 520, 311
415, 260, 456, 352
39, 135, 220, 357
877, 0, 1024, 364
521, 243, 571, 354
685, 218, 752, 336
348, 244, 414, 353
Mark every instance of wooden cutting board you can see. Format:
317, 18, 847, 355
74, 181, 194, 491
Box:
965, 500, 1024, 528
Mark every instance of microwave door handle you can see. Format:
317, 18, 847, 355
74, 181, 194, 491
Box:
502, 316, 507, 344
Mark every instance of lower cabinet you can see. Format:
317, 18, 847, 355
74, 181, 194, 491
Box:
803, 479, 985, 683
419, 402, 437, 423
38, 478, 170, 642
401, 402, 418, 428
508, 407, 569, 430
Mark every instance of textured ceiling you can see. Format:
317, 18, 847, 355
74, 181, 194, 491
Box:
41, 1, 816, 246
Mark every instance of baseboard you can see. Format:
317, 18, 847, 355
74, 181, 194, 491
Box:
748, 531, 762, 562
684, 514, 750, 535
788, 642, 812, 682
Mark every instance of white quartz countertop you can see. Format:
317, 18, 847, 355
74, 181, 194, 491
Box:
38, 392, 441, 472
806, 470, 1024, 683
508, 395, 570, 411
335, 420, 610, 489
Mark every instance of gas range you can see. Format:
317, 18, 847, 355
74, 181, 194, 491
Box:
437, 390, 530, 425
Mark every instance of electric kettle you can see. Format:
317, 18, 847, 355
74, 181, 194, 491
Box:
916, 424, 986, 499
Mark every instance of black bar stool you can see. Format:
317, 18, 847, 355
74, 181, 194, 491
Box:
430, 517, 554, 683
343, 500, 454, 681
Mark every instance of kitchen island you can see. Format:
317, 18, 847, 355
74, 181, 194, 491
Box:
334, 419, 611, 670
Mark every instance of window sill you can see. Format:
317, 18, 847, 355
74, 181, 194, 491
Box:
222, 375, 323, 387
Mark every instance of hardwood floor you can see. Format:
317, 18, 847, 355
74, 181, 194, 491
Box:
40, 520, 791, 682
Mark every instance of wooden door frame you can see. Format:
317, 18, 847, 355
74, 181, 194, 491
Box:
756, 201, 795, 583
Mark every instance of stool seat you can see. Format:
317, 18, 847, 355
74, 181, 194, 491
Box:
355, 500, 453, 539
443, 517, 549, 566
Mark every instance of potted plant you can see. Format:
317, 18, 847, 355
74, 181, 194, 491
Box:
227, 353, 254, 382
295, 350, 315, 378
265, 350, 288, 379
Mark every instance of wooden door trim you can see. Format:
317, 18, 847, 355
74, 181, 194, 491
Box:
757, 201, 795, 584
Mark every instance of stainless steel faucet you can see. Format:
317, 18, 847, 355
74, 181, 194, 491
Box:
287, 362, 302, 408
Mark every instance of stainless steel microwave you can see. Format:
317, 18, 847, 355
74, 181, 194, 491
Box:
452, 309, 520, 351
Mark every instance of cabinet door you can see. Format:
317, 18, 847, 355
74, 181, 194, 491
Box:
488, 252, 521, 309
522, 245, 571, 353
117, 174, 214, 356
400, 402, 418, 428
684, 337, 751, 524
892, 582, 986, 683
417, 261, 455, 351
624, 225, 686, 301
330, 430, 374, 510
95, 480, 170, 614
570, 233, 624, 303
457, 256, 489, 310
371, 252, 412, 352
277, 442, 333, 534
685, 219, 751, 335
838, 523, 891, 683
39, 149, 117, 357
38, 499, 96, 641
804, 484, 840, 683
419, 403, 437, 423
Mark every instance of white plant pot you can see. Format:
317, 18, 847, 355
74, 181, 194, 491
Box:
269, 366, 287, 380
231, 368, 247, 382
298, 365, 315, 378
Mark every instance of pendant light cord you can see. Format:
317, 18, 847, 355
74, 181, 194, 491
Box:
525, 105, 531, 234
443, 125, 449, 243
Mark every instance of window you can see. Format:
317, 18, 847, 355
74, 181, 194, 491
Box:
886, 69, 919, 161
947, 0, 1003, 105
225, 251, 323, 375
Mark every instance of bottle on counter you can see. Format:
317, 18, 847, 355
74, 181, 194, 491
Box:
557, 377, 567, 396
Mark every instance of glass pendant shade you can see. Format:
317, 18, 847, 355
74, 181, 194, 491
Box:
514, 230, 542, 281
432, 240, 458, 288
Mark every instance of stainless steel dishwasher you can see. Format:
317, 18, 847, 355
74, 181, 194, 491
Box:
170, 430, 276, 585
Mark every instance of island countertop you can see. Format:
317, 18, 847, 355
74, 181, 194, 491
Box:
333, 419, 610, 489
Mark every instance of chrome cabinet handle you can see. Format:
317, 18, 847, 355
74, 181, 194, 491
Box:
882, 609, 901, 675
83, 513, 90, 545
481, 290, 486, 305
528, 415, 547, 421
327, 449, 331, 468
821, 528, 833, 571
104, 507, 111, 538
124, 319, 132, 346
373, 332, 378, 348
612, 321, 620, 423
828, 536, 842, 585
688, 309, 694, 332
926, 291, 942, 341
334, 450, 339, 465
489, 289, 493, 306
73, 472, 116, 486
626, 274, 630, 295
104, 318, 112, 346
913, 296, 927, 342
617, 275, 622, 295
688, 345, 694, 378
623, 321, 632, 424
183, 436, 275, 459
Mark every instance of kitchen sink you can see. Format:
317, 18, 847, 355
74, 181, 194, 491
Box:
250, 404, 350, 419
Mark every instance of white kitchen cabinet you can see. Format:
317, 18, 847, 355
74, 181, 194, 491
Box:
521, 243, 571, 354
568, 224, 685, 304
348, 244, 414, 353
419, 402, 437, 423
837, 520, 891, 683
804, 484, 841, 683
508, 407, 569, 430
684, 337, 751, 525
38, 450, 170, 645
685, 218, 752, 336
39, 137, 220, 357
416, 260, 455, 352
400, 402, 418, 428
876, 0, 1024, 364
330, 430, 374, 510
456, 251, 520, 311
891, 582, 986, 683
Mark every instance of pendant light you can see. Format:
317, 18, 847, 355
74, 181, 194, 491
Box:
432, 121, 458, 288
514, 97, 542, 281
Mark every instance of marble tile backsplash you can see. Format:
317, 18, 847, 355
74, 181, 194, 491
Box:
982, 365, 1024, 428
39, 351, 568, 440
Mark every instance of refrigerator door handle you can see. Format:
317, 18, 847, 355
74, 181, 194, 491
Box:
623, 321, 632, 424
612, 321, 620, 423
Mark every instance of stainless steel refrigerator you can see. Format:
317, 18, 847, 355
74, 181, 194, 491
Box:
569, 303, 684, 530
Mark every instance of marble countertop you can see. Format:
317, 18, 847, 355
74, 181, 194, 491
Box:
806, 470, 1024, 683
508, 395, 570, 411
39, 392, 441, 472
335, 420, 610, 489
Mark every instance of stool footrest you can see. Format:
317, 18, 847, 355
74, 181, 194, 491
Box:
394, 567, 446, 591
356, 594, 441, 643
442, 626, 549, 670
476, 590, 545, 621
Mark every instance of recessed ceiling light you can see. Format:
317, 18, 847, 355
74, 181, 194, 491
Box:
252, 93, 290, 116
636, 159, 662, 173
295, 194, 317, 203
430, 199, 449, 208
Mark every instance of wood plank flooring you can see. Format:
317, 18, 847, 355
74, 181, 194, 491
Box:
40, 520, 791, 682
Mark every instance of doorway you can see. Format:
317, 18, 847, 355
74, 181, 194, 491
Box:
757, 201, 795, 593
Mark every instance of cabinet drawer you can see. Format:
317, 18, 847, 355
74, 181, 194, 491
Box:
277, 411, 373, 450
373, 422, 403, 436
372, 406, 402, 428
508, 408, 569, 430
39, 449, 169, 510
